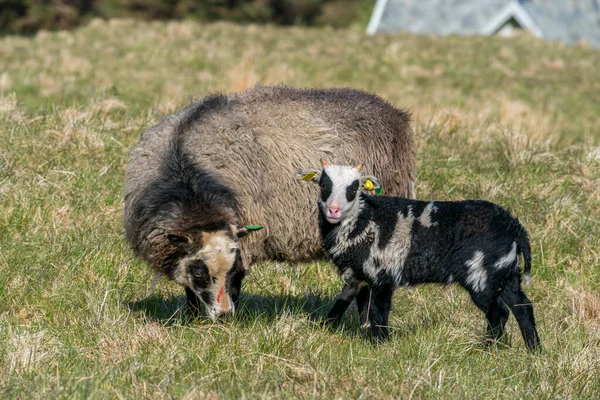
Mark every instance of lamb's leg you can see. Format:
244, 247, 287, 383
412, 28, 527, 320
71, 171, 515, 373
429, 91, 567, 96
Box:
326, 282, 361, 323
500, 282, 541, 352
185, 287, 202, 318
369, 285, 394, 343
355, 284, 371, 328
469, 291, 509, 346
485, 298, 510, 343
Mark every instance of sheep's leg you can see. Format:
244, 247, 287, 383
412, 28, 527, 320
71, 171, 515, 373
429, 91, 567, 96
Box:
326, 282, 361, 323
485, 298, 510, 343
229, 269, 246, 310
369, 285, 394, 343
500, 283, 541, 352
185, 287, 202, 318
355, 285, 372, 328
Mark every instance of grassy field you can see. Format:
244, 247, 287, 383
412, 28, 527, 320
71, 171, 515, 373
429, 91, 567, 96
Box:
1, 19, 600, 398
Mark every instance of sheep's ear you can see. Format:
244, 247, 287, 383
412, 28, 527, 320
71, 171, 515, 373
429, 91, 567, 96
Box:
232, 224, 263, 238
360, 175, 383, 195
167, 233, 191, 251
296, 168, 321, 183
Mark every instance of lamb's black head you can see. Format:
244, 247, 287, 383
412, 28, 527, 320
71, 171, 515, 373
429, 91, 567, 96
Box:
167, 224, 260, 320
297, 159, 382, 224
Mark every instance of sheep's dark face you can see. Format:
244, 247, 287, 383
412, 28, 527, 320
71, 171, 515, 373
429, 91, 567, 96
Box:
168, 226, 252, 321
297, 160, 382, 225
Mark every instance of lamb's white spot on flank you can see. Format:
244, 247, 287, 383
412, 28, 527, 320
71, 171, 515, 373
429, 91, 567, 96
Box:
465, 251, 487, 292
418, 202, 438, 228
494, 241, 517, 269
329, 206, 414, 287
447, 274, 454, 283
362, 208, 414, 286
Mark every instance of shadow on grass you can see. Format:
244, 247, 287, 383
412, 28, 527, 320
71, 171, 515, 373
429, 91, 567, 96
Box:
127, 290, 335, 323
126, 290, 371, 338
126, 290, 450, 342
127, 294, 186, 325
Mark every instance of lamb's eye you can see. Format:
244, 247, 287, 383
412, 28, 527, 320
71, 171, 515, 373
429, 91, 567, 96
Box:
346, 180, 360, 201
211, 276, 218, 284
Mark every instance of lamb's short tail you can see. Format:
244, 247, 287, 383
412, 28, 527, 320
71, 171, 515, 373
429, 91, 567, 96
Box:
516, 223, 532, 285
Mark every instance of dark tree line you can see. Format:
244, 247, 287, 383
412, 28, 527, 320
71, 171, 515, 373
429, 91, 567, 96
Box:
0, 0, 373, 34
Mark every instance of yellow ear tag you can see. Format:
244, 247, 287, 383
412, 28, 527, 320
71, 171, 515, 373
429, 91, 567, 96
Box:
364, 179, 374, 191
302, 172, 317, 181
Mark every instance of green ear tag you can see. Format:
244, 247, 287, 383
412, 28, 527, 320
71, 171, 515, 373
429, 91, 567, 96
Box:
245, 225, 263, 232
301, 172, 317, 181
375, 185, 383, 196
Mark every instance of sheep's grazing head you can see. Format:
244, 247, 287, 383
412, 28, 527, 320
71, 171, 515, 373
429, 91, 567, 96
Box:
167, 224, 261, 321
297, 159, 382, 225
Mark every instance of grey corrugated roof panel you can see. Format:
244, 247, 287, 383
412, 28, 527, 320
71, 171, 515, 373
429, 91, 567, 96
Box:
521, 0, 600, 47
369, 0, 600, 48
374, 0, 510, 35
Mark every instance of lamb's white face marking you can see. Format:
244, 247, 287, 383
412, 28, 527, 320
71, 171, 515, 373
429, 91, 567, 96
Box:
418, 202, 438, 228
319, 165, 362, 224
465, 251, 487, 292
494, 242, 517, 269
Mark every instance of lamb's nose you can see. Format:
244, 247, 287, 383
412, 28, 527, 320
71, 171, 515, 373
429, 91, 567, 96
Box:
328, 207, 341, 218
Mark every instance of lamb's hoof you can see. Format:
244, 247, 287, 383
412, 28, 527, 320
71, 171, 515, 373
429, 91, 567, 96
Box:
482, 336, 509, 351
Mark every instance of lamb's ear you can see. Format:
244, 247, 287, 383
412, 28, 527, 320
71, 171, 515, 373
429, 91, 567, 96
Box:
167, 233, 191, 251
296, 168, 321, 183
232, 224, 263, 238
360, 175, 383, 195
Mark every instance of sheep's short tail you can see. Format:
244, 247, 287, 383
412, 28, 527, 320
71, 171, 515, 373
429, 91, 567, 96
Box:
516, 224, 533, 285
145, 272, 162, 298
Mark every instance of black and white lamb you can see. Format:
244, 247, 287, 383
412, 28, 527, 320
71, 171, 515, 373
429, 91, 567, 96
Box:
297, 160, 540, 352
